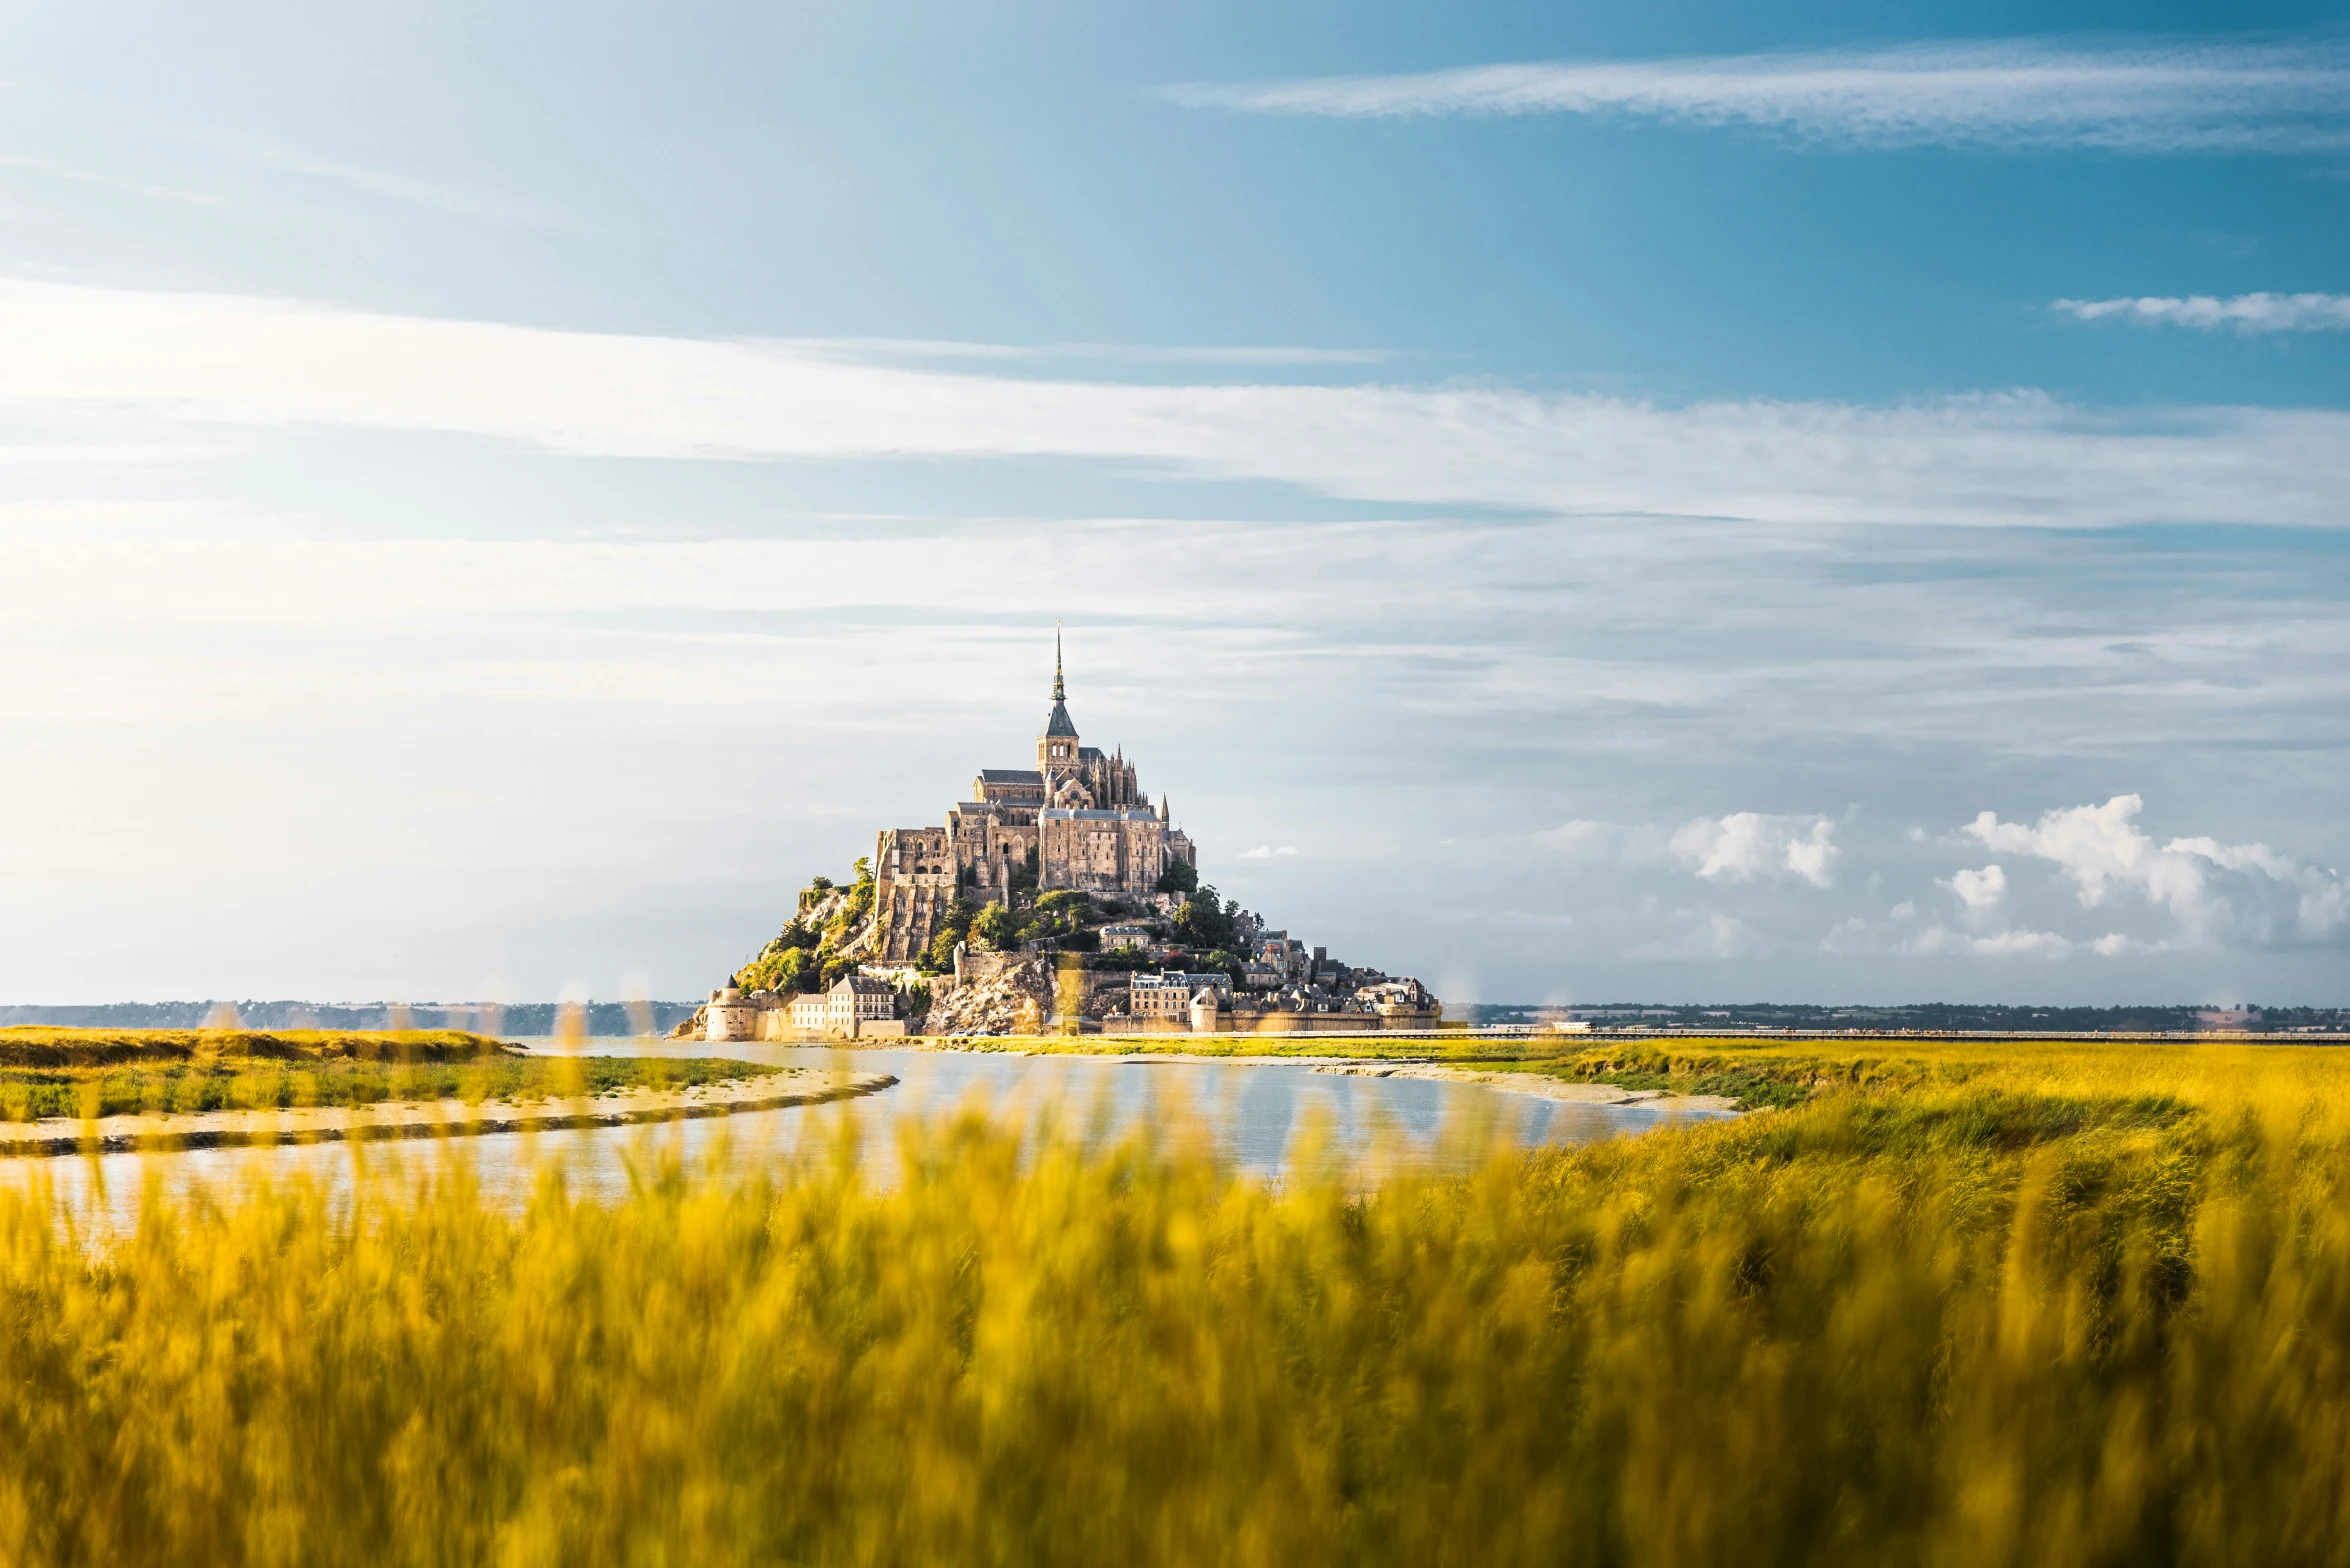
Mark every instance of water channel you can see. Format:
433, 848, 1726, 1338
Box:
2, 1040, 1732, 1232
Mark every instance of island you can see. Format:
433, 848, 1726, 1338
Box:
679, 634, 1441, 1042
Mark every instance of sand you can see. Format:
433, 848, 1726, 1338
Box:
1310, 1062, 1741, 1114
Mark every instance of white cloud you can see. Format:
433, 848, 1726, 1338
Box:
1966, 794, 2350, 948
1236, 845, 1300, 860
2054, 293, 2350, 332
1966, 928, 2077, 959
791, 338, 1391, 366
1904, 924, 2079, 959
1163, 38, 2350, 154
1824, 911, 2112, 959
1671, 813, 1840, 887
3, 280, 2348, 530
1533, 819, 1668, 860
146, 119, 554, 224
1630, 912, 1758, 960
1538, 812, 1837, 886
1948, 863, 2007, 910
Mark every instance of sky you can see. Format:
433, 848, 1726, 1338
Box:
0, 0, 2346, 1008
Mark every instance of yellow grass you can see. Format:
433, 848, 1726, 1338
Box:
0, 1031, 776, 1121
0, 1027, 509, 1068
0, 1039, 2346, 1563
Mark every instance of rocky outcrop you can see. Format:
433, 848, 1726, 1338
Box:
921, 959, 1057, 1037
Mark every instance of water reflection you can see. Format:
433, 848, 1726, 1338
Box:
1, 1042, 1730, 1233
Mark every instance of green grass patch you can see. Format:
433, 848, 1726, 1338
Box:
0, 1027, 511, 1069
0, 1050, 782, 1121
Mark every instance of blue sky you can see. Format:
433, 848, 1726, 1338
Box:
0, 0, 2345, 1006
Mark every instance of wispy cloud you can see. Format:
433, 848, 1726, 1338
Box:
1161, 37, 2350, 154
2053, 292, 2350, 331
1628, 912, 1759, 960
1905, 924, 2084, 958
1536, 813, 1840, 887
4, 280, 2348, 531
0, 81, 552, 224
160, 125, 554, 224
0, 153, 227, 208
788, 338, 1391, 367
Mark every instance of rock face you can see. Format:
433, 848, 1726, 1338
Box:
922, 959, 1057, 1037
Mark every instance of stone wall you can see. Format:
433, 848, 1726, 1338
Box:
869, 826, 960, 962
1037, 808, 1166, 896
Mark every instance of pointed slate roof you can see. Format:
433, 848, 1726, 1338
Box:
1044, 627, 1079, 738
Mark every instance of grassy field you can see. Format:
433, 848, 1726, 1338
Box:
0, 1026, 513, 1067
958, 1029, 1565, 1061
955, 1029, 2202, 1111
2, 1037, 2348, 1563
0, 1029, 782, 1121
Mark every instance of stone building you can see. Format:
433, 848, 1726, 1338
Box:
705, 986, 761, 1042
865, 635, 1197, 962
767, 976, 903, 1040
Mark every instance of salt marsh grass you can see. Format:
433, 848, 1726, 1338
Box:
0, 1029, 778, 1121
0, 1042, 2346, 1564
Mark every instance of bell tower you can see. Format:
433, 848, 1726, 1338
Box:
1038, 627, 1081, 778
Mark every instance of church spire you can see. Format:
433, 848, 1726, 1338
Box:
1040, 624, 1079, 753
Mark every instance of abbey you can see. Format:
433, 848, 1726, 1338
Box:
864, 637, 1197, 963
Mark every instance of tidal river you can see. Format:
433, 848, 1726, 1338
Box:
1, 1041, 1731, 1233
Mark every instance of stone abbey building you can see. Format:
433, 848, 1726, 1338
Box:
864, 637, 1197, 963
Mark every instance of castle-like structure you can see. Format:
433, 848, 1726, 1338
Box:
863, 636, 1197, 962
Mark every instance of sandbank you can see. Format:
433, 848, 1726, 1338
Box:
0, 1068, 897, 1157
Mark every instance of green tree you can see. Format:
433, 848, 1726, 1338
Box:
1155, 858, 1198, 894
918, 898, 976, 975
1172, 885, 1235, 949
970, 901, 1019, 951
763, 920, 814, 956
1034, 890, 1089, 922
1196, 948, 1245, 986
740, 945, 815, 995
